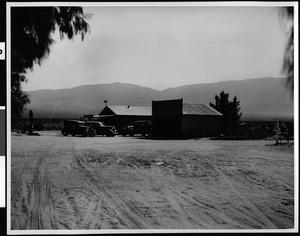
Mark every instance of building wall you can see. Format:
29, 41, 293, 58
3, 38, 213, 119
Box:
152, 99, 183, 139
152, 99, 183, 116
99, 106, 115, 116
99, 106, 151, 132
152, 115, 182, 139
101, 115, 151, 132
181, 115, 222, 138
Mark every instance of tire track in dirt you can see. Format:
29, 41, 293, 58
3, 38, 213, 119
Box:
12, 137, 56, 229
241, 159, 294, 215
42, 167, 57, 229
215, 146, 293, 228
11, 139, 56, 200
146, 164, 195, 228
71, 141, 149, 229
211, 160, 278, 229
11, 158, 34, 200
129, 163, 241, 228
29, 137, 56, 229
167, 160, 260, 228
246, 153, 294, 192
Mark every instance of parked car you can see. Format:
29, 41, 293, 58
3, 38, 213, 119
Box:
121, 120, 152, 137
121, 125, 135, 136
61, 120, 96, 137
85, 121, 118, 137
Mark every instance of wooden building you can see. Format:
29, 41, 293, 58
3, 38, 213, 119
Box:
152, 99, 222, 139
99, 104, 151, 132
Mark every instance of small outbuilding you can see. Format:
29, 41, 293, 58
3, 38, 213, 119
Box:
152, 99, 222, 139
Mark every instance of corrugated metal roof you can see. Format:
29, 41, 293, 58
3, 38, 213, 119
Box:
105, 103, 222, 116
183, 103, 222, 116
108, 105, 152, 116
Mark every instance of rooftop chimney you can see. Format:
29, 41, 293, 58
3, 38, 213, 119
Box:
104, 100, 108, 106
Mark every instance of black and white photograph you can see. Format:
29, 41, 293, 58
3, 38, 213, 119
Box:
7, 1, 298, 234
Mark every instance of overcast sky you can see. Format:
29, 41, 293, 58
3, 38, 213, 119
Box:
22, 5, 288, 91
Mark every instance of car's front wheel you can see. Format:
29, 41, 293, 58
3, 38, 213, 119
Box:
106, 132, 114, 137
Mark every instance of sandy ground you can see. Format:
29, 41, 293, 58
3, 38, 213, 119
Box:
10, 131, 294, 230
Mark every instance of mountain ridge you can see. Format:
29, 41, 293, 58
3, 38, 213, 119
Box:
24, 77, 294, 120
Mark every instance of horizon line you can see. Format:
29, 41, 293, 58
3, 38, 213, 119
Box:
24, 76, 287, 92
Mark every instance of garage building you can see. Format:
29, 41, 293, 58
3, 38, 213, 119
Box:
152, 99, 222, 139
98, 104, 151, 132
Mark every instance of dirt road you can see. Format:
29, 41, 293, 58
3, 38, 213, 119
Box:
10, 131, 294, 230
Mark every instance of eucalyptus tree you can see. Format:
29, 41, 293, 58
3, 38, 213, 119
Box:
11, 7, 90, 127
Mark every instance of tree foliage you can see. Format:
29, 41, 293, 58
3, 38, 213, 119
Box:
279, 7, 294, 95
11, 7, 90, 127
210, 91, 242, 133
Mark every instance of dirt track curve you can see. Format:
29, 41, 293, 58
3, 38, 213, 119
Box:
10, 131, 294, 230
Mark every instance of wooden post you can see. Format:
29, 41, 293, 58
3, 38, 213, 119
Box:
29, 110, 33, 134
275, 121, 279, 145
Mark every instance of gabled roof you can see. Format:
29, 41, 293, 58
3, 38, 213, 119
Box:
100, 103, 222, 116
107, 105, 152, 116
183, 103, 222, 116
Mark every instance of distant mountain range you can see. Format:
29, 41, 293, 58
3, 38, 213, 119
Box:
24, 77, 294, 120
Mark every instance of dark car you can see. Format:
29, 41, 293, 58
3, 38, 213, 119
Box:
121, 120, 152, 137
121, 125, 134, 136
61, 120, 96, 137
85, 121, 118, 137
